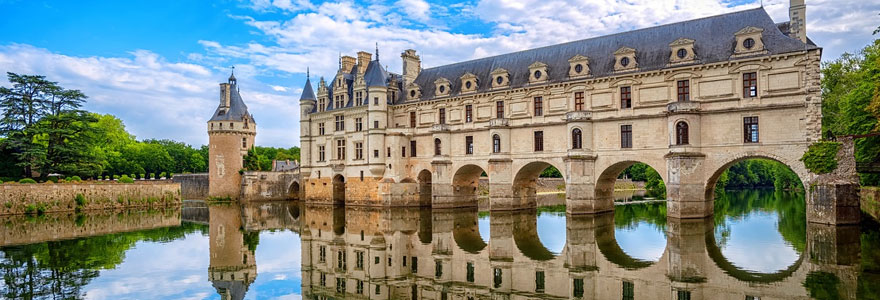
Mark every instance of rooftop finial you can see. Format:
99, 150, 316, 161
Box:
228, 65, 237, 83
375, 42, 379, 61
306, 67, 310, 79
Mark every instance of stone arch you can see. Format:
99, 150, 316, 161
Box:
450, 164, 488, 208
452, 209, 487, 253
675, 121, 689, 145
417, 169, 432, 207
703, 152, 808, 202
287, 181, 301, 200
705, 228, 804, 283
332, 174, 345, 205
595, 160, 668, 211
511, 210, 563, 261
513, 161, 566, 208
595, 212, 667, 270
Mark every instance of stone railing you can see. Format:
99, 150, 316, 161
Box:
566, 111, 592, 121
489, 118, 509, 127
666, 101, 700, 113
431, 124, 451, 132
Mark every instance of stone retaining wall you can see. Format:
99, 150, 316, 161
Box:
173, 173, 209, 199
0, 207, 181, 246
862, 186, 880, 221
241, 171, 299, 201
0, 181, 180, 215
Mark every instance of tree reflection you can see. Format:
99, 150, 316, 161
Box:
713, 189, 806, 252
0, 222, 206, 299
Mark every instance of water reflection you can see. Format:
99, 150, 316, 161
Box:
0, 190, 878, 299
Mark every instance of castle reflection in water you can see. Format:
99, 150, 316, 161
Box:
188, 192, 865, 300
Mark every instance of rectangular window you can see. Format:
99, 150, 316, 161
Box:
336, 140, 346, 160
355, 91, 362, 105
410, 140, 417, 157
534, 131, 543, 151
320, 273, 326, 286
318, 146, 325, 162
435, 260, 443, 279
336, 277, 346, 293
337, 250, 347, 270
318, 99, 325, 112
241, 137, 247, 149
677, 290, 691, 300
410, 112, 416, 128
375, 284, 381, 295
439, 108, 446, 124
496, 101, 504, 119
573, 278, 584, 298
574, 91, 585, 111
355, 251, 364, 270
677, 80, 690, 101
375, 256, 380, 264
355, 118, 363, 131
465, 105, 473, 122
318, 123, 325, 135
335, 115, 345, 131
744, 116, 759, 143
355, 142, 363, 160
621, 125, 632, 148
411, 257, 418, 273
743, 72, 758, 97
535, 271, 545, 293
356, 280, 364, 294
620, 86, 632, 108
319, 245, 326, 262
373, 120, 379, 129
401, 146, 406, 157
493, 268, 502, 288
374, 97, 379, 105
465, 136, 474, 155
623, 281, 634, 300
387, 147, 391, 157
534, 96, 543, 116
373, 149, 379, 158
466, 262, 475, 283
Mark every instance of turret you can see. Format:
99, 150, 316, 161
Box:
208, 71, 256, 199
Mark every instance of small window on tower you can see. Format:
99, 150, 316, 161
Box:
241, 138, 247, 149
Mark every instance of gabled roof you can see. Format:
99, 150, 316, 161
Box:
209, 83, 253, 122
406, 7, 816, 102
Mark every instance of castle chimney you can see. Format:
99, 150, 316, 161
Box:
789, 0, 807, 43
357, 51, 372, 74
341, 56, 357, 73
219, 83, 231, 108
401, 49, 421, 87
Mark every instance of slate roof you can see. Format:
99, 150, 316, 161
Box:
272, 160, 299, 172
209, 82, 254, 122
405, 7, 816, 102
306, 59, 403, 113
299, 77, 316, 101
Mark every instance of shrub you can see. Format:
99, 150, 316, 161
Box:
24, 204, 37, 214
149, 173, 156, 180
139, 173, 145, 180
18, 178, 37, 184
75, 194, 87, 207
69, 176, 82, 182
159, 172, 166, 179
112, 175, 119, 180
4, 202, 12, 208
167, 172, 174, 179
118, 175, 135, 183
800, 141, 841, 174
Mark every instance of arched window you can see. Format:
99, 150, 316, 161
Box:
676, 121, 689, 145
572, 128, 583, 149
492, 134, 501, 153
434, 138, 442, 156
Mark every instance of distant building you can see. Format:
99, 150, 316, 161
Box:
207, 72, 256, 200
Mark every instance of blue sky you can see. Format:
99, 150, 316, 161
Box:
1, 0, 877, 147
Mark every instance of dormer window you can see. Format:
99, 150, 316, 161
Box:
733, 27, 766, 56
669, 38, 696, 65
491, 68, 509, 89
568, 55, 590, 78
460, 72, 478, 94
406, 83, 421, 100
620, 57, 630, 67
677, 49, 687, 59
496, 77, 503, 84
466, 81, 472, 89
439, 85, 445, 93
434, 78, 451, 97
528, 62, 548, 84
410, 90, 416, 97
743, 38, 755, 49
534, 70, 542, 79
614, 47, 638, 72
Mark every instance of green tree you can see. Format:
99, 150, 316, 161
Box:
35, 87, 101, 178
0, 73, 56, 176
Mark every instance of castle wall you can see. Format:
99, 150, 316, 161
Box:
208, 132, 252, 199
240, 171, 299, 201
173, 173, 209, 199
0, 181, 180, 215
0, 207, 181, 246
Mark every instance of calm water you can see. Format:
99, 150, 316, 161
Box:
1, 190, 879, 300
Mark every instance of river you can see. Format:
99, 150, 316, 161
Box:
0, 190, 878, 299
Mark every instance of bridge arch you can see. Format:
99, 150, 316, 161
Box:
512, 160, 566, 208
449, 164, 488, 208
287, 181, 300, 200
705, 227, 805, 283
332, 174, 345, 205
595, 209, 668, 270
452, 209, 488, 253
511, 209, 565, 261
418, 169, 432, 207
595, 159, 668, 210
703, 152, 809, 202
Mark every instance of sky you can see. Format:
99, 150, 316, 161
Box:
0, 0, 877, 148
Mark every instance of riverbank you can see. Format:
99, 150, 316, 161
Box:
862, 186, 880, 221
0, 181, 180, 215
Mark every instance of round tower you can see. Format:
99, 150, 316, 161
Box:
298, 71, 317, 184
208, 72, 257, 199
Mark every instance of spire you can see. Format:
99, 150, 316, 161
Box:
228, 66, 237, 84
306, 67, 310, 79
300, 75, 316, 101
375, 43, 379, 62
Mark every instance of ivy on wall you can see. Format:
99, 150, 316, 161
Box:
800, 142, 842, 174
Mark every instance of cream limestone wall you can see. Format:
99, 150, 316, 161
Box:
0, 181, 180, 215
208, 127, 255, 199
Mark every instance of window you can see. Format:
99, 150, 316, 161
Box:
534, 131, 543, 151
318, 98, 326, 112
621, 125, 632, 148
676, 122, 689, 145
434, 138, 442, 156
677, 48, 688, 59
334, 95, 345, 109
744, 116, 759, 143
677, 290, 691, 300
356, 251, 364, 269
375, 284, 381, 295
439, 108, 446, 124
573, 278, 584, 298
336, 139, 346, 160
355, 142, 363, 160
356, 280, 364, 294
620, 57, 630, 67
677, 80, 690, 101
466, 262, 475, 282
373, 149, 379, 158
355, 118, 363, 131
374, 97, 379, 105
623, 281, 634, 300
465, 81, 472, 89
337, 250, 347, 270
496, 76, 503, 84
574, 64, 583, 73
574, 91, 585, 111
318, 146, 326, 162
496, 101, 504, 119
336, 278, 346, 293
743, 72, 758, 97
374, 120, 379, 129
355, 91, 363, 105
374, 256, 380, 264
439, 85, 446, 93
620, 86, 632, 108
435, 260, 443, 279
465, 105, 473, 122
492, 134, 501, 153
320, 273, 326, 286
402, 146, 406, 157
410, 112, 416, 128
534, 70, 542, 79
493, 268, 502, 288
534, 96, 543, 116
387, 147, 391, 157
536, 271, 545, 293
335, 115, 345, 131
572, 128, 583, 149
318, 123, 325, 135
411, 257, 418, 273
465, 136, 474, 155
241, 137, 247, 149
410, 140, 417, 157
319, 245, 326, 262
743, 38, 755, 49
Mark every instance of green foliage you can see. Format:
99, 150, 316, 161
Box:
803, 271, 841, 300
539, 166, 562, 178
821, 39, 880, 185
74, 194, 86, 207
717, 159, 803, 191
644, 168, 666, 199
118, 175, 134, 184
243, 147, 262, 171
159, 172, 166, 179
149, 173, 155, 179
242, 231, 260, 252
17, 178, 36, 184
67, 176, 81, 182
714, 190, 806, 252
800, 142, 841, 174
619, 163, 649, 181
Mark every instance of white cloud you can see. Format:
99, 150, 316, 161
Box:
396, 0, 431, 22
